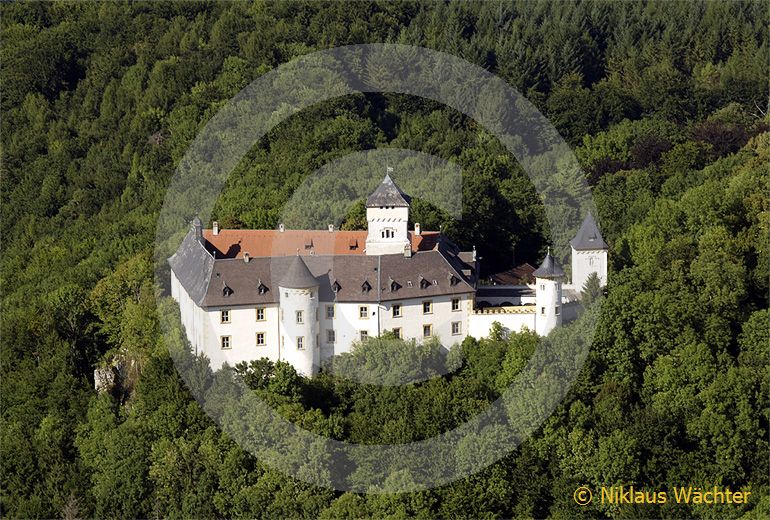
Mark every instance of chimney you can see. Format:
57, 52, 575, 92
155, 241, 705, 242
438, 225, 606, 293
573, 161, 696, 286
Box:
212, 221, 219, 235
192, 217, 203, 243
472, 245, 477, 262
328, 224, 334, 232
414, 223, 421, 236
403, 243, 412, 257
243, 252, 250, 263
278, 223, 285, 233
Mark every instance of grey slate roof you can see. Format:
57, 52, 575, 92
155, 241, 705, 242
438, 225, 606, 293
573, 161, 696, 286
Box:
366, 174, 411, 207
532, 252, 564, 279
168, 228, 215, 305
570, 212, 608, 250
198, 249, 475, 308
280, 255, 319, 288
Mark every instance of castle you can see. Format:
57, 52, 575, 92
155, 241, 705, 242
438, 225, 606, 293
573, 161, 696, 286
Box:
169, 174, 607, 375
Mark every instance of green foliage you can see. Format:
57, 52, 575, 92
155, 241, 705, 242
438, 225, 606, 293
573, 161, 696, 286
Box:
1, 2, 768, 518
581, 272, 603, 307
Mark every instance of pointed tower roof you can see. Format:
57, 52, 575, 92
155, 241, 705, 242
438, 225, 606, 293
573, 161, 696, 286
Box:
366, 173, 411, 208
570, 212, 608, 250
279, 255, 318, 288
532, 250, 564, 279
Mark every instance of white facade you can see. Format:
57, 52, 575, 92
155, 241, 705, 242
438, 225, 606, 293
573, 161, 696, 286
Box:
571, 247, 608, 290
365, 205, 410, 256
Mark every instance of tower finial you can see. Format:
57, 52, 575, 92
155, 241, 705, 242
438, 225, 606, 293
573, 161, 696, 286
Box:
547, 246, 551, 256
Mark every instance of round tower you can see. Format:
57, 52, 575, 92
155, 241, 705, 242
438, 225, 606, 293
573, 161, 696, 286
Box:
533, 250, 564, 336
278, 256, 319, 376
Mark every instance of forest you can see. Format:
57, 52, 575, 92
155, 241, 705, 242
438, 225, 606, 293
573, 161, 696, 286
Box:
1, 1, 768, 518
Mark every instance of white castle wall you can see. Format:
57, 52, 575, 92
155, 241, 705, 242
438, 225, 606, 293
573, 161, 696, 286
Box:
468, 309, 536, 339
203, 303, 280, 370
571, 247, 608, 290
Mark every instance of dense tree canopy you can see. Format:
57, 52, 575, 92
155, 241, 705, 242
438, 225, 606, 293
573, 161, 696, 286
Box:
1, 2, 768, 518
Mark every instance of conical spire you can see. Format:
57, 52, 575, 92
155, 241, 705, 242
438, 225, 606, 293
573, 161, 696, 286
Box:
279, 255, 318, 288
570, 212, 608, 250
366, 173, 411, 207
532, 249, 564, 278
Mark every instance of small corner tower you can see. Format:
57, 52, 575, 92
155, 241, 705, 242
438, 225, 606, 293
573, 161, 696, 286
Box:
365, 172, 411, 256
570, 212, 608, 290
278, 255, 319, 376
533, 249, 564, 336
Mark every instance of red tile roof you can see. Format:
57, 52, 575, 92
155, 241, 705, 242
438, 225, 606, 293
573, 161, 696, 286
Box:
202, 229, 441, 258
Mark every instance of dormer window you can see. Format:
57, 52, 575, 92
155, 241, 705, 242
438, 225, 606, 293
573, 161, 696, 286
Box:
332, 280, 341, 293
448, 274, 460, 286
257, 279, 268, 294
361, 280, 372, 293
389, 277, 400, 292
222, 283, 234, 297
349, 238, 358, 250
419, 276, 430, 289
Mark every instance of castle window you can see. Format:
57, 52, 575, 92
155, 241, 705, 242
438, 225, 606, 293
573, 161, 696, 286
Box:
297, 336, 304, 350
220, 310, 230, 323
407, 280, 413, 287
589, 257, 594, 266
222, 284, 234, 297
451, 322, 461, 335
555, 306, 561, 315
362, 280, 372, 293
326, 305, 335, 319
256, 307, 265, 321
448, 274, 460, 286
451, 298, 460, 311
419, 277, 431, 289
220, 336, 231, 349
360, 330, 369, 341
256, 332, 265, 346
296, 310, 304, 324
540, 284, 545, 291
541, 307, 545, 315
332, 280, 341, 293
423, 324, 432, 338
326, 329, 336, 344
390, 279, 400, 292
392, 304, 402, 318
392, 327, 401, 339
257, 281, 268, 294
423, 301, 433, 314
359, 305, 368, 319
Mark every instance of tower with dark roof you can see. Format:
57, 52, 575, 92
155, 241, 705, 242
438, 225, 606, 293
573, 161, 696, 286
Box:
570, 212, 608, 290
365, 172, 412, 256
534, 250, 563, 336
278, 255, 319, 375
